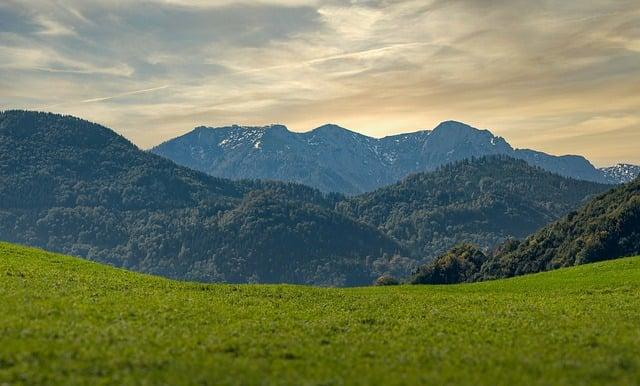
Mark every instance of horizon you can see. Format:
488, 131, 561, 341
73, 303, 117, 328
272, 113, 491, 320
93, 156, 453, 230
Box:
1, 0, 639, 166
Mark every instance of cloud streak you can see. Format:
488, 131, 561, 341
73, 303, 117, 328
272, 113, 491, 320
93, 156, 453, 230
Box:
229, 42, 432, 74
81, 85, 171, 103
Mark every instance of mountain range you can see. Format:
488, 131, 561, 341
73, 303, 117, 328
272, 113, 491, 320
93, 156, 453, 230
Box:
151, 121, 636, 194
0, 110, 616, 285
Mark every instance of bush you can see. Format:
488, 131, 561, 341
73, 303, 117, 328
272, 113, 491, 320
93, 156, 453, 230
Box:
412, 244, 486, 284
374, 275, 400, 286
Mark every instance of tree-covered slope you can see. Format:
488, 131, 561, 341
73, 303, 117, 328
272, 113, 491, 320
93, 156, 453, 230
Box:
337, 156, 611, 260
0, 110, 245, 210
2, 242, 640, 385
480, 176, 640, 279
0, 110, 402, 285
413, 177, 640, 284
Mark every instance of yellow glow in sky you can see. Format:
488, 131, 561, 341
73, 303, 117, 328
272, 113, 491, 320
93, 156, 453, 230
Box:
1, 0, 638, 166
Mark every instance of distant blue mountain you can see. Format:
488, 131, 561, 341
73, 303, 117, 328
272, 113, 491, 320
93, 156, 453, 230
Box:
151, 120, 609, 194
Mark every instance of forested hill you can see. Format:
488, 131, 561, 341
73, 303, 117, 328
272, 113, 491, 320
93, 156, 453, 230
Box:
0, 110, 245, 210
480, 175, 640, 279
413, 176, 640, 284
0, 110, 402, 286
337, 157, 612, 260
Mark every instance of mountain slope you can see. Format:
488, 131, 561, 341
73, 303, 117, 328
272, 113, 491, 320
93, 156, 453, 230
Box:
480, 176, 640, 279
150, 123, 401, 194
151, 120, 607, 194
600, 163, 640, 184
3, 242, 640, 385
337, 157, 612, 261
413, 176, 640, 284
0, 110, 402, 285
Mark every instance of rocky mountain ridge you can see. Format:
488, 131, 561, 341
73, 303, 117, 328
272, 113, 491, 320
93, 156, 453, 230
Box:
152, 120, 611, 194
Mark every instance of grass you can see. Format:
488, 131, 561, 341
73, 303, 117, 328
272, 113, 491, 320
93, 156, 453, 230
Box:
1, 242, 640, 385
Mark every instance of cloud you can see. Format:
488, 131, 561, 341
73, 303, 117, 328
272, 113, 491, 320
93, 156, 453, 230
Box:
80, 85, 171, 103
0, 0, 638, 165
0, 45, 134, 76
227, 41, 432, 75
34, 15, 76, 36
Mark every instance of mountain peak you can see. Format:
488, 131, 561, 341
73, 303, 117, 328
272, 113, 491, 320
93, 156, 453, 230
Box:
308, 124, 372, 142
311, 123, 351, 133
233, 123, 288, 131
194, 124, 289, 132
316, 123, 343, 128
435, 120, 474, 128
432, 120, 486, 135
425, 120, 512, 154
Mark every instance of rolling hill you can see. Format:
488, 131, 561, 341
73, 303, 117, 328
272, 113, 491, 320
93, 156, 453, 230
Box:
2, 242, 640, 385
151, 120, 608, 194
0, 110, 402, 286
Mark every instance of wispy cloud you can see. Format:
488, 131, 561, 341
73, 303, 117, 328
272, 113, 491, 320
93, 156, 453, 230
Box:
229, 42, 432, 74
0, 45, 133, 76
81, 85, 171, 103
35, 15, 76, 36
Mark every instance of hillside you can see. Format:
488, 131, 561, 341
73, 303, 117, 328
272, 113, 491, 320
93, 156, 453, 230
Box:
413, 177, 640, 284
151, 120, 607, 194
2, 242, 640, 385
337, 157, 611, 260
480, 176, 640, 279
0, 110, 402, 286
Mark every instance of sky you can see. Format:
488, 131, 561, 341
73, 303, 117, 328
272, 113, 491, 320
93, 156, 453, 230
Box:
0, 0, 639, 166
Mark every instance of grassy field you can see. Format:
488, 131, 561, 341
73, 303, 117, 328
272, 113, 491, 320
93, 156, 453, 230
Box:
1, 242, 640, 385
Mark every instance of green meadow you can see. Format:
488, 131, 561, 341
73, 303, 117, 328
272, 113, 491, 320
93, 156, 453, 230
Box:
1, 242, 640, 385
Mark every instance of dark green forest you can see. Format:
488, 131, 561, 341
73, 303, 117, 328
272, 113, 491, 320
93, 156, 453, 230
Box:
411, 244, 486, 284
338, 156, 610, 260
0, 111, 400, 286
0, 110, 621, 286
413, 177, 640, 284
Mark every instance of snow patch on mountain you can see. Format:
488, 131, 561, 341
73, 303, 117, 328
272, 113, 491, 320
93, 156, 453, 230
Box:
151, 121, 611, 194
600, 164, 640, 184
